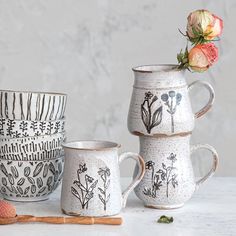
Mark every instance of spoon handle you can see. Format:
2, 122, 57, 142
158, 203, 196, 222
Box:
17, 215, 122, 225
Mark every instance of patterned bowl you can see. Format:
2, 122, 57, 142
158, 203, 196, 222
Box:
0, 118, 65, 138
0, 132, 66, 161
0, 156, 64, 202
0, 90, 67, 121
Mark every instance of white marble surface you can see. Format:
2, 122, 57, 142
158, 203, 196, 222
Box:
0, 0, 235, 177
0, 177, 235, 236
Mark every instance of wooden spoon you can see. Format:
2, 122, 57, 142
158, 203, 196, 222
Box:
0, 215, 122, 225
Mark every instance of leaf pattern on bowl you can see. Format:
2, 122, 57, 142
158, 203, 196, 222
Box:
0, 158, 64, 200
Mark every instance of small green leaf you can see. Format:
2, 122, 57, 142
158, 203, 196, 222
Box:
157, 215, 174, 224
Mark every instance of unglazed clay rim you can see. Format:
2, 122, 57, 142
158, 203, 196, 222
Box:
0, 89, 67, 96
62, 140, 121, 151
132, 64, 183, 73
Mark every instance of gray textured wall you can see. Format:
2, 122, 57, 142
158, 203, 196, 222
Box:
0, 0, 234, 176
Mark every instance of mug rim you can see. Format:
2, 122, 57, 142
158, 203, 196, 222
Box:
62, 140, 121, 151
132, 64, 183, 73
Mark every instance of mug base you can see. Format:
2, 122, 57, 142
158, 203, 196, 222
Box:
61, 208, 120, 217
3, 195, 49, 202
145, 203, 184, 209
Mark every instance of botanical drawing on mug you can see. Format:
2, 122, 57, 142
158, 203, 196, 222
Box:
97, 166, 111, 211
141, 91, 163, 134
71, 163, 98, 209
143, 153, 178, 198
161, 91, 182, 133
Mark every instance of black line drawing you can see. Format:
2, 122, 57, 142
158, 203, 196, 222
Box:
30, 121, 38, 132
0, 92, 66, 121
143, 153, 178, 198
156, 153, 178, 198
98, 167, 111, 211
161, 91, 182, 133
143, 161, 162, 198
141, 91, 162, 134
4, 92, 8, 118
46, 121, 54, 135
0, 92, 3, 118
39, 121, 46, 133
0, 159, 64, 198
19, 121, 28, 132
71, 163, 98, 209
0, 118, 5, 136
0, 135, 65, 161
0, 118, 65, 138
6, 119, 15, 136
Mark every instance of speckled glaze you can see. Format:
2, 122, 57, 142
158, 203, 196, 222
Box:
128, 65, 215, 136
0, 156, 64, 202
134, 135, 219, 209
61, 140, 145, 217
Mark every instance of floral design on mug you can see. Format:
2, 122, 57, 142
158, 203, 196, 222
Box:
156, 153, 178, 198
71, 163, 98, 210
143, 161, 162, 198
141, 91, 163, 134
143, 153, 178, 198
97, 166, 111, 211
161, 91, 182, 133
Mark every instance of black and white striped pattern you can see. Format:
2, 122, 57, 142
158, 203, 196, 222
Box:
0, 91, 67, 121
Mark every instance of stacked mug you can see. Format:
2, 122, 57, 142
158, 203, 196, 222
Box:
128, 65, 219, 209
0, 90, 67, 202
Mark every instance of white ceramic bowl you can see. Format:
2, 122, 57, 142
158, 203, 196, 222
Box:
0, 118, 65, 138
0, 90, 67, 121
0, 156, 64, 202
0, 132, 66, 161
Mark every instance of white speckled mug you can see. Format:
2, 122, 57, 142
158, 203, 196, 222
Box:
134, 135, 219, 209
61, 141, 145, 216
128, 65, 215, 136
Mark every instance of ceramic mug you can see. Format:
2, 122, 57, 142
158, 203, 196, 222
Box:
61, 140, 145, 216
0, 90, 67, 121
134, 135, 219, 209
0, 132, 65, 161
0, 118, 65, 138
128, 65, 215, 136
0, 156, 64, 202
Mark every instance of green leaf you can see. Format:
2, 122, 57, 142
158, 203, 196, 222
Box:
157, 215, 174, 224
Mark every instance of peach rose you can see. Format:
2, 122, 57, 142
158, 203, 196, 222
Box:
188, 43, 218, 72
187, 10, 223, 42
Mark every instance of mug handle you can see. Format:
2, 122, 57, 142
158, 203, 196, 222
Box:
188, 81, 215, 119
119, 152, 145, 208
191, 144, 219, 190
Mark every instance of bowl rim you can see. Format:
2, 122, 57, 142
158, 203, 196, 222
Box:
0, 117, 66, 122
0, 89, 67, 96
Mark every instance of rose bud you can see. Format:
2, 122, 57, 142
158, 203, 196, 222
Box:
187, 10, 223, 42
188, 43, 218, 72
0, 200, 16, 218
